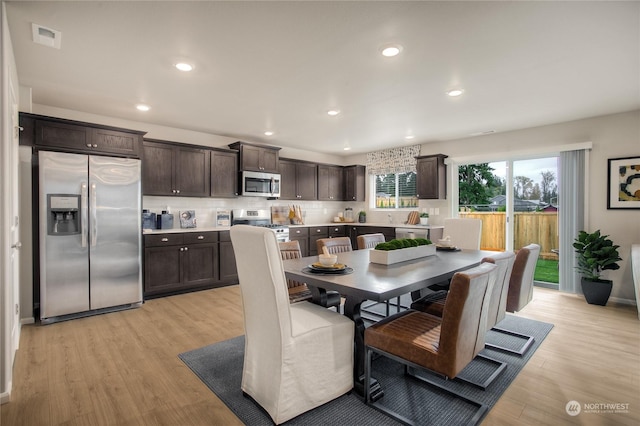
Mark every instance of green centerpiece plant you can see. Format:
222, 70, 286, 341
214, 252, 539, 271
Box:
375, 238, 432, 250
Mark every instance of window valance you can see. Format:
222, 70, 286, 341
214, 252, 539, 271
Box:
366, 145, 421, 175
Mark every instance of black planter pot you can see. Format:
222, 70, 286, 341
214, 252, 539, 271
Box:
581, 277, 613, 306
358, 214, 366, 223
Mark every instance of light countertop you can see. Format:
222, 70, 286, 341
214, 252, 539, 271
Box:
143, 222, 442, 234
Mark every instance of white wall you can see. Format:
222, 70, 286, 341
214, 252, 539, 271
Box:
1, 0, 20, 403
346, 110, 640, 301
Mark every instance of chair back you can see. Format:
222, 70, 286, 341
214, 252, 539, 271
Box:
357, 233, 386, 250
481, 251, 516, 328
317, 237, 353, 255
438, 262, 498, 378
230, 225, 292, 344
443, 218, 482, 250
506, 243, 541, 312
279, 240, 304, 290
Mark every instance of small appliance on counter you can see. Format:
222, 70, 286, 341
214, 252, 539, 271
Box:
142, 210, 157, 230
156, 210, 174, 229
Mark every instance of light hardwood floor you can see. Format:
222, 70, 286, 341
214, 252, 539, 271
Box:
1, 286, 639, 425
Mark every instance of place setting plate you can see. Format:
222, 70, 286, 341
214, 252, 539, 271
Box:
436, 245, 461, 251
303, 262, 353, 275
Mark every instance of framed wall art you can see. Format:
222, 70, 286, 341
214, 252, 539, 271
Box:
607, 156, 640, 209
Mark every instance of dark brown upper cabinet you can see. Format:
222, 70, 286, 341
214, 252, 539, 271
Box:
343, 165, 366, 201
229, 141, 280, 173
23, 113, 144, 157
317, 165, 344, 201
279, 159, 317, 200
142, 139, 210, 197
416, 154, 447, 199
210, 149, 238, 197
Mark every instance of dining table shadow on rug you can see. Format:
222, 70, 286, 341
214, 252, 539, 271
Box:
179, 315, 553, 425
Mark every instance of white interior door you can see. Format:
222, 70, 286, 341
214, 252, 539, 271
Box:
9, 80, 20, 356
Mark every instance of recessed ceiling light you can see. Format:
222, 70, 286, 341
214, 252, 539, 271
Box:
136, 104, 150, 112
264, 131, 274, 136
175, 62, 193, 72
343, 147, 351, 151
381, 44, 403, 57
447, 89, 464, 97
405, 135, 415, 140
327, 110, 340, 116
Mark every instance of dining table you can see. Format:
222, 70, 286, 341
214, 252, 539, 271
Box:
282, 247, 499, 400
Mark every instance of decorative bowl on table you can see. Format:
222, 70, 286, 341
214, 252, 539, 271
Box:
318, 254, 338, 266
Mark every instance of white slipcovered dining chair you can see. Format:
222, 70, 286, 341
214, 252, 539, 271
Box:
442, 218, 483, 250
230, 225, 354, 424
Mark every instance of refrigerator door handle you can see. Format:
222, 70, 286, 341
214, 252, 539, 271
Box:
90, 182, 98, 247
81, 182, 88, 247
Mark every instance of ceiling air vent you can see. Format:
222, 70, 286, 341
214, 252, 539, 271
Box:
32, 23, 62, 49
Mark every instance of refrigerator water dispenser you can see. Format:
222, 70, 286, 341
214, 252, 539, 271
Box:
47, 194, 80, 235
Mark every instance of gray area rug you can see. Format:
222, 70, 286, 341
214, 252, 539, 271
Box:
179, 314, 553, 425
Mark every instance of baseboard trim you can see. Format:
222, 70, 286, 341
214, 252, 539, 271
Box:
20, 317, 35, 325
1, 387, 11, 404
609, 296, 637, 306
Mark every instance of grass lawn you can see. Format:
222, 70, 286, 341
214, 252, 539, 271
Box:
535, 258, 559, 284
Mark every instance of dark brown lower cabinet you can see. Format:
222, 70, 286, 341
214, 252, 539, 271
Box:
144, 231, 234, 298
218, 231, 238, 283
289, 227, 310, 257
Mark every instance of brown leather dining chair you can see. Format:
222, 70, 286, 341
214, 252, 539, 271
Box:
364, 263, 498, 424
357, 233, 401, 317
409, 250, 515, 389
316, 236, 353, 254
490, 243, 541, 356
279, 240, 341, 312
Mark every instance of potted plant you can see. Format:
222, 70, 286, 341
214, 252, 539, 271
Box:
572, 229, 622, 305
358, 210, 366, 223
419, 212, 429, 225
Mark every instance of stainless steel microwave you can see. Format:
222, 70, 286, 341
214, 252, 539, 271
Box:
241, 171, 281, 198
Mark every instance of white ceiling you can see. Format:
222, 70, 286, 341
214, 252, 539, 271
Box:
6, 1, 640, 155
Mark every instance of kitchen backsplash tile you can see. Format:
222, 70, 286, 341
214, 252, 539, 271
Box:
143, 196, 365, 229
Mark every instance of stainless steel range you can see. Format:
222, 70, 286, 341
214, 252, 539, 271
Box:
232, 209, 289, 242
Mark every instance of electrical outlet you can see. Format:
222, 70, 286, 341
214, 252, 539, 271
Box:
15, 304, 19, 315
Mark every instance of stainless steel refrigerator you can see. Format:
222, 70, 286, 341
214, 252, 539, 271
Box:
39, 151, 142, 323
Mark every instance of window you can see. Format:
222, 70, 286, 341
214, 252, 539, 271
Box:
373, 172, 418, 209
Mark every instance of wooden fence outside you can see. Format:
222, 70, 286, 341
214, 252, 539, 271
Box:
459, 212, 559, 259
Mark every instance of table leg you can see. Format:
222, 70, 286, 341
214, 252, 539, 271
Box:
343, 297, 384, 401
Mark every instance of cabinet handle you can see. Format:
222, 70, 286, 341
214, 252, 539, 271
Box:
176, 189, 180, 194
316, 229, 321, 233
86, 143, 92, 147
172, 189, 176, 193
92, 144, 98, 148
180, 247, 184, 251
197, 235, 204, 239
184, 247, 188, 251
161, 237, 169, 242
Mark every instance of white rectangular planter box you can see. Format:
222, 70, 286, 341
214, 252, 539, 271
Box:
369, 244, 436, 265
